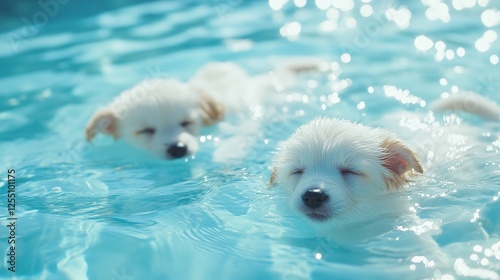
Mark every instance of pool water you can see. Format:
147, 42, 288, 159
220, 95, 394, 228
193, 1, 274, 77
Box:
1, 0, 500, 279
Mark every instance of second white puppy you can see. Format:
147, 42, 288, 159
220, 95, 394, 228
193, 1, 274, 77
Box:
85, 61, 320, 160
85, 63, 248, 159
270, 118, 423, 224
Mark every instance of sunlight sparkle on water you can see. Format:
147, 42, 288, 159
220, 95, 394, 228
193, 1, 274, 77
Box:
294, 0, 307, 8
327, 8, 340, 20
424, 0, 450, 22
345, 17, 357, 29
411, 256, 435, 268
452, 0, 477, 10
475, 30, 498, 52
435, 41, 446, 51
481, 9, 500, 27
454, 258, 499, 279
315, 0, 330, 10
330, 61, 340, 71
484, 30, 498, 42
356, 101, 366, 110
414, 35, 434, 51
478, 0, 490, 6
445, 49, 455, 60
490, 55, 499, 65
360, 4, 373, 17
473, 245, 483, 253
383, 85, 423, 105
470, 253, 479, 261
269, 0, 288, 10
331, 0, 355, 12
280, 22, 302, 39
435, 51, 445, 62
484, 249, 493, 257
385, 7, 412, 29
340, 53, 351, 63
470, 209, 480, 222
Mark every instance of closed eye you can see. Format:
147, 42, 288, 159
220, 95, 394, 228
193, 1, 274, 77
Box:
339, 168, 361, 177
180, 120, 193, 128
137, 127, 156, 135
291, 168, 304, 176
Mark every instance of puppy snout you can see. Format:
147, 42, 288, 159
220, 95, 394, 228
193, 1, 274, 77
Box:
167, 142, 188, 158
302, 188, 328, 209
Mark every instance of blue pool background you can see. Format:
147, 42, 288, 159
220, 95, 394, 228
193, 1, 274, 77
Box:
1, 0, 500, 279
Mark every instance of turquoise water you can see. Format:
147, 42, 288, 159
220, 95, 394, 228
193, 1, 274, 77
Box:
1, 0, 500, 279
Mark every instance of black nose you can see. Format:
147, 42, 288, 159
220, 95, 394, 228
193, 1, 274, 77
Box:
302, 188, 328, 209
167, 142, 188, 158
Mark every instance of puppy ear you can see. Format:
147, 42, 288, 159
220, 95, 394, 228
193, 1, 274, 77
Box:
85, 109, 120, 141
269, 167, 278, 187
380, 138, 423, 191
199, 93, 224, 126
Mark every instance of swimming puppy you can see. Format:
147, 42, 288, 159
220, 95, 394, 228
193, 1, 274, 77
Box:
270, 90, 500, 223
270, 118, 423, 225
86, 60, 323, 160
85, 62, 249, 159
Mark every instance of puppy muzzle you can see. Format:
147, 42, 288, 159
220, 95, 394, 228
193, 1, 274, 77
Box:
300, 188, 331, 222
302, 188, 329, 209
167, 142, 188, 159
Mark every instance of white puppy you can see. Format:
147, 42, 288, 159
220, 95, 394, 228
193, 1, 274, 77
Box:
268, 93, 499, 272
85, 61, 321, 160
86, 62, 257, 159
270, 91, 499, 224
270, 118, 423, 225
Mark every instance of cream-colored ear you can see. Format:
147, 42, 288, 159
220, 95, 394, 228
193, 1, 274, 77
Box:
380, 138, 423, 191
199, 93, 224, 126
85, 109, 120, 141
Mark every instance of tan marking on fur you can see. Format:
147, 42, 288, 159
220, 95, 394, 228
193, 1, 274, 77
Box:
380, 138, 423, 191
85, 109, 119, 141
199, 93, 225, 126
269, 168, 278, 187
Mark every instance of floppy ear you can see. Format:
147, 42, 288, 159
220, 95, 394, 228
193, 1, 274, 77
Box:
85, 109, 120, 141
269, 167, 278, 187
380, 138, 423, 191
199, 93, 224, 126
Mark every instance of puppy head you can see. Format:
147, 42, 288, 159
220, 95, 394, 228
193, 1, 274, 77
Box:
270, 118, 422, 223
85, 79, 224, 159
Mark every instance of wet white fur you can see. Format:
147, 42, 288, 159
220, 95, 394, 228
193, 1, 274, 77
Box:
270, 118, 453, 269
85, 63, 237, 159
85, 61, 321, 159
271, 118, 423, 226
271, 91, 499, 224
